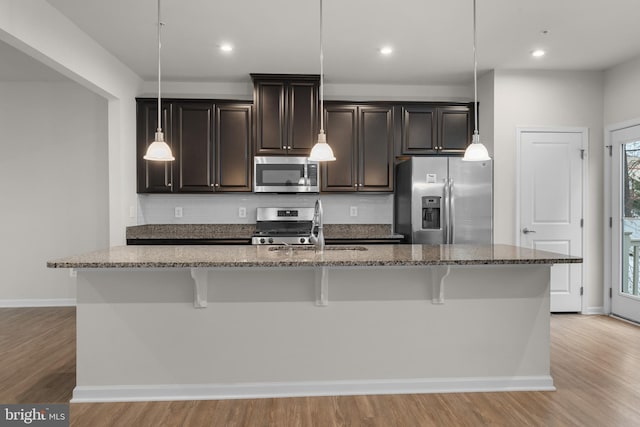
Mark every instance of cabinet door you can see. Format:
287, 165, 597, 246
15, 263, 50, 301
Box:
400, 105, 436, 155
287, 81, 318, 155
358, 105, 394, 192
438, 106, 472, 153
321, 104, 358, 192
173, 102, 214, 193
216, 103, 252, 192
254, 81, 286, 154
137, 100, 173, 193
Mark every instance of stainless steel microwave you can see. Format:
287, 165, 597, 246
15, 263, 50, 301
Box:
254, 156, 319, 193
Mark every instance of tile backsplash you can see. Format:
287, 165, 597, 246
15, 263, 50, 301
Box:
137, 193, 394, 225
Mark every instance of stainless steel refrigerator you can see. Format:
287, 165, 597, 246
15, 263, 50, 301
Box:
394, 157, 492, 244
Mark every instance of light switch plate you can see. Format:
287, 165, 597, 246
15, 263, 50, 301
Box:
350, 206, 358, 217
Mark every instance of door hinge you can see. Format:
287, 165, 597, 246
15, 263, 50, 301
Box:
580, 149, 585, 159
580, 286, 584, 296
606, 145, 612, 156
610, 217, 613, 228
580, 218, 584, 228
610, 288, 613, 298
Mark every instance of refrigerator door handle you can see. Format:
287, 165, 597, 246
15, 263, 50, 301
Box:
449, 178, 455, 244
442, 178, 449, 244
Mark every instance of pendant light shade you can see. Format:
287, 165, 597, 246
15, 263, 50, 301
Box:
309, 130, 335, 161
144, 0, 174, 162
463, 0, 491, 162
308, 0, 336, 162
144, 131, 174, 161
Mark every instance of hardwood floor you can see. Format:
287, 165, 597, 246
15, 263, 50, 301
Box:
1, 308, 639, 426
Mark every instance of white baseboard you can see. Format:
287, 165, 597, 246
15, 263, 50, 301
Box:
582, 306, 605, 315
0, 298, 76, 308
71, 376, 555, 403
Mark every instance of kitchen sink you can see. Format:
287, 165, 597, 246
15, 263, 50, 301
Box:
268, 245, 368, 252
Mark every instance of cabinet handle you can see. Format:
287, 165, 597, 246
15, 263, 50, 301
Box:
215, 183, 219, 187
168, 182, 172, 187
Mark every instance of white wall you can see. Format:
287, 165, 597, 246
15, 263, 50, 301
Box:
0, 82, 108, 304
604, 55, 640, 125
0, 0, 142, 247
492, 70, 605, 312
478, 70, 495, 156
141, 81, 473, 103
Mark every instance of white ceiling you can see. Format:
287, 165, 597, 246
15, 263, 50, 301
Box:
8, 0, 640, 85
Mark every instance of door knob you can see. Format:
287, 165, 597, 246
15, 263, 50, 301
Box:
522, 227, 536, 234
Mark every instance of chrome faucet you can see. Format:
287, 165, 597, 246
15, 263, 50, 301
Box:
309, 199, 325, 252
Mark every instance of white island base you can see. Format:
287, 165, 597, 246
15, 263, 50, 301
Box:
72, 264, 553, 403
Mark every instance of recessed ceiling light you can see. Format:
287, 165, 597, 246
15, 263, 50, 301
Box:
380, 46, 393, 55
531, 49, 546, 58
220, 44, 233, 53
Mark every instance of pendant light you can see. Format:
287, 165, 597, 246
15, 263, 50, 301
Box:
144, 0, 175, 161
462, 0, 491, 162
309, 0, 336, 162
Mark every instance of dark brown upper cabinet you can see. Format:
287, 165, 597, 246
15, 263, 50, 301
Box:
396, 103, 473, 155
321, 103, 394, 193
137, 99, 252, 194
137, 100, 173, 193
251, 74, 319, 156
215, 103, 253, 192
173, 101, 214, 193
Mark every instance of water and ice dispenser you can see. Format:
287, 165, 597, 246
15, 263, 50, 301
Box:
422, 196, 441, 230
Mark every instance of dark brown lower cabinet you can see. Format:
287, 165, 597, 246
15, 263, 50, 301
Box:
137, 99, 252, 194
322, 103, 393, 193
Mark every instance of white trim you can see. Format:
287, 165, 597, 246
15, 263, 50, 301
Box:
582, 306, 606, 315
71, 376, 555, 403
605, 119, 640, 320
0, 298, 76, 308
604, 117, 640, 314
515, 127, 588, 313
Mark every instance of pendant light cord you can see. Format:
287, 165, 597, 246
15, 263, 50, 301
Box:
319, 0, 324, 132
157, 0, 162, 134
473, 0, 478, 135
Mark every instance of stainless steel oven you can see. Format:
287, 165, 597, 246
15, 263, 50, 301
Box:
254, 156, 319, 193
251, 207, 315, 245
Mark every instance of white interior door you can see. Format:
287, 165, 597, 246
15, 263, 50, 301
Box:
610, 124, 640, 323
518, 129, 585, 312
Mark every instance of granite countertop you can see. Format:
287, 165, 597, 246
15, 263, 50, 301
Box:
125, 224, 403, 240
47, 244, 582, 269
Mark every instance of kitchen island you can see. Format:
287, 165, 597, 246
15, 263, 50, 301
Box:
48, 244, 580, 403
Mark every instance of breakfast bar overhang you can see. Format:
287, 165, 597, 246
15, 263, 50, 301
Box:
47, 244, 581, 403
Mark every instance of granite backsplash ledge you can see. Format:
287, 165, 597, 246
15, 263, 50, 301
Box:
126, 224, 402, 240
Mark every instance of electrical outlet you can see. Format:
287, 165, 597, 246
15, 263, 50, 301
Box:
238, 207, 247, 218
350, 206, 358, 217
174, 207, 183, 218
